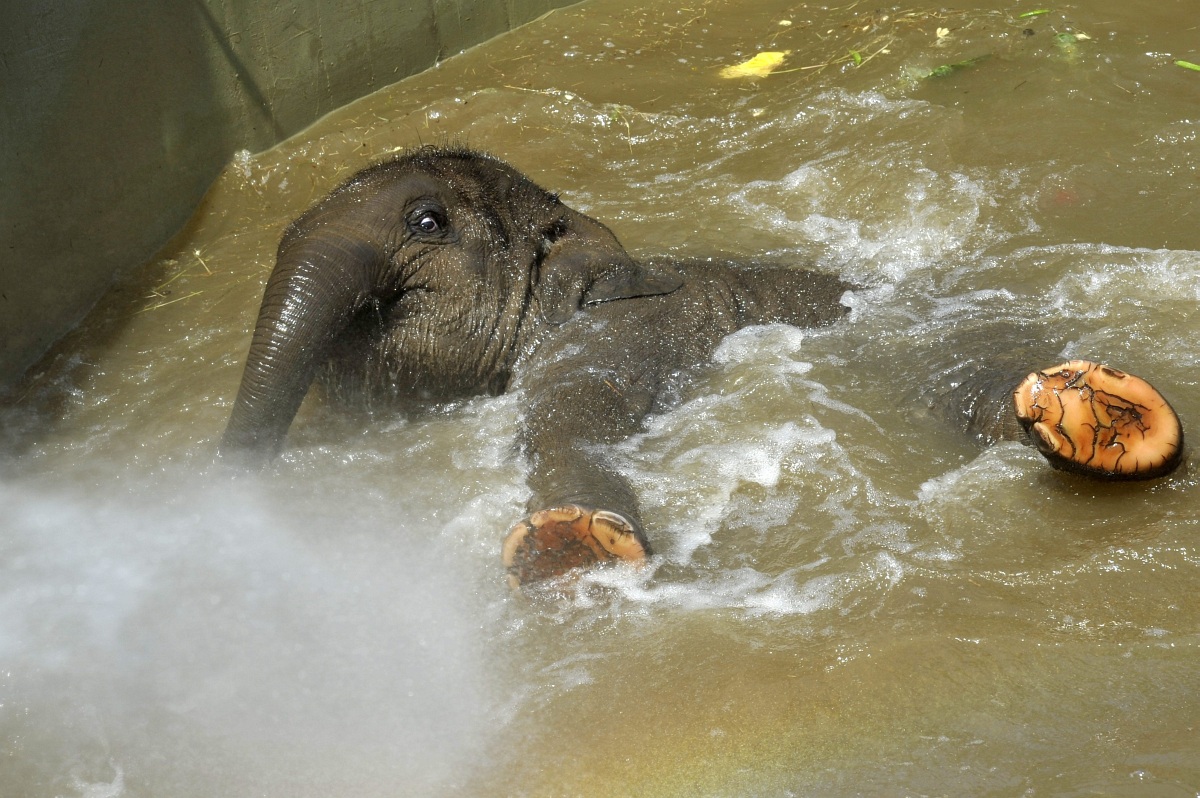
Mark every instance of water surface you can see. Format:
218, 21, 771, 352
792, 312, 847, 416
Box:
3, 1, 1198, 795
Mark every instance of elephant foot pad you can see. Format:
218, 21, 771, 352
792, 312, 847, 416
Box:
502, 505, 650, 589
1013, 360, 1183, 480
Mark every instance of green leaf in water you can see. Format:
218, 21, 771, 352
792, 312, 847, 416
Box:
849, 49, 863, 66
1176, 60, 1200, 72
1018, 9, 1051, 18
924, 55, 988, 79
1054, 31, 1089, 63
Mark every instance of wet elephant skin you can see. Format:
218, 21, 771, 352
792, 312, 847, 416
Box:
220, 146, 853, 557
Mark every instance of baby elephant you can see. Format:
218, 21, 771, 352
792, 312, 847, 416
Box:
221, 146, 1184, 587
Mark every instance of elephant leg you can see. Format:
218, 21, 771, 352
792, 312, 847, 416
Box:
925, 329, 1183, 480
503, 507, 648, 590
1010, 360, 1182, 479
502, 262, 853, 588
503, 363, 658, 589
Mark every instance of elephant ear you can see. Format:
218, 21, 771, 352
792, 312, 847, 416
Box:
535, 219, 683, 324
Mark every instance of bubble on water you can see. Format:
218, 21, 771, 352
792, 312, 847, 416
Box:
231, 148, 253, 179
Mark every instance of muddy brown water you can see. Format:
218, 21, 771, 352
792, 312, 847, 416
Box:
3, 1, 1198, 795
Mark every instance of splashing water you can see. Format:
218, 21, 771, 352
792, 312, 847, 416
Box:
4, 0, 1199, 794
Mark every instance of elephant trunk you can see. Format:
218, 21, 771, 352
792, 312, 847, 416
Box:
221, 232, 382, 466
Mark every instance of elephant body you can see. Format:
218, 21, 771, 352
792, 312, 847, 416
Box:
222, 146, 1183, 586
516, 257, 850, 519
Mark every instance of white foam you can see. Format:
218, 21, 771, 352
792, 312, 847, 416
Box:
622, 402, 844, 566
70, 763, 125, 798
712, 322, 809, 368
730, 164, 997, 283
575, 563, 846, 617
917, 443, 1037, 505
1045, 245, 1200, 317
562, 545, 922, 619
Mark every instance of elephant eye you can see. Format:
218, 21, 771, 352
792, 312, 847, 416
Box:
407, 207, 448, 237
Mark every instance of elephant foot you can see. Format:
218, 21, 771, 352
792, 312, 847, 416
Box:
1013, 360, 1183, 480
501, 505, 651, 589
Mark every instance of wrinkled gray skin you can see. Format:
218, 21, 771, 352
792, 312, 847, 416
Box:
514, 253, 852, 522
221, 146, 851, 545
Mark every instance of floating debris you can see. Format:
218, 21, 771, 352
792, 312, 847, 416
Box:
924, 54, 989, 78
1176, 59, 1200, 72
720, 51, 790, 79
1054, 31, 1091, 62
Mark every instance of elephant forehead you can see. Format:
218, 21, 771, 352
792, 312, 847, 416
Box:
321, 150, 561, 246
413, 154, 561, 223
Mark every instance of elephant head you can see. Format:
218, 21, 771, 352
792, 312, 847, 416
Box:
220, 146, 681, 465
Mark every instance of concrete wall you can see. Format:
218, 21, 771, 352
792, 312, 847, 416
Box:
0, 0, 578, 391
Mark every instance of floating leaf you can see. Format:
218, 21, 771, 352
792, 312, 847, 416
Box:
1054, 31, 1087, 62
719, 51, 791, 79
1018, 9, 1051, 18
924, 55, 988, 79
849, 49, 863, 66
1176, 59, 1200, 71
